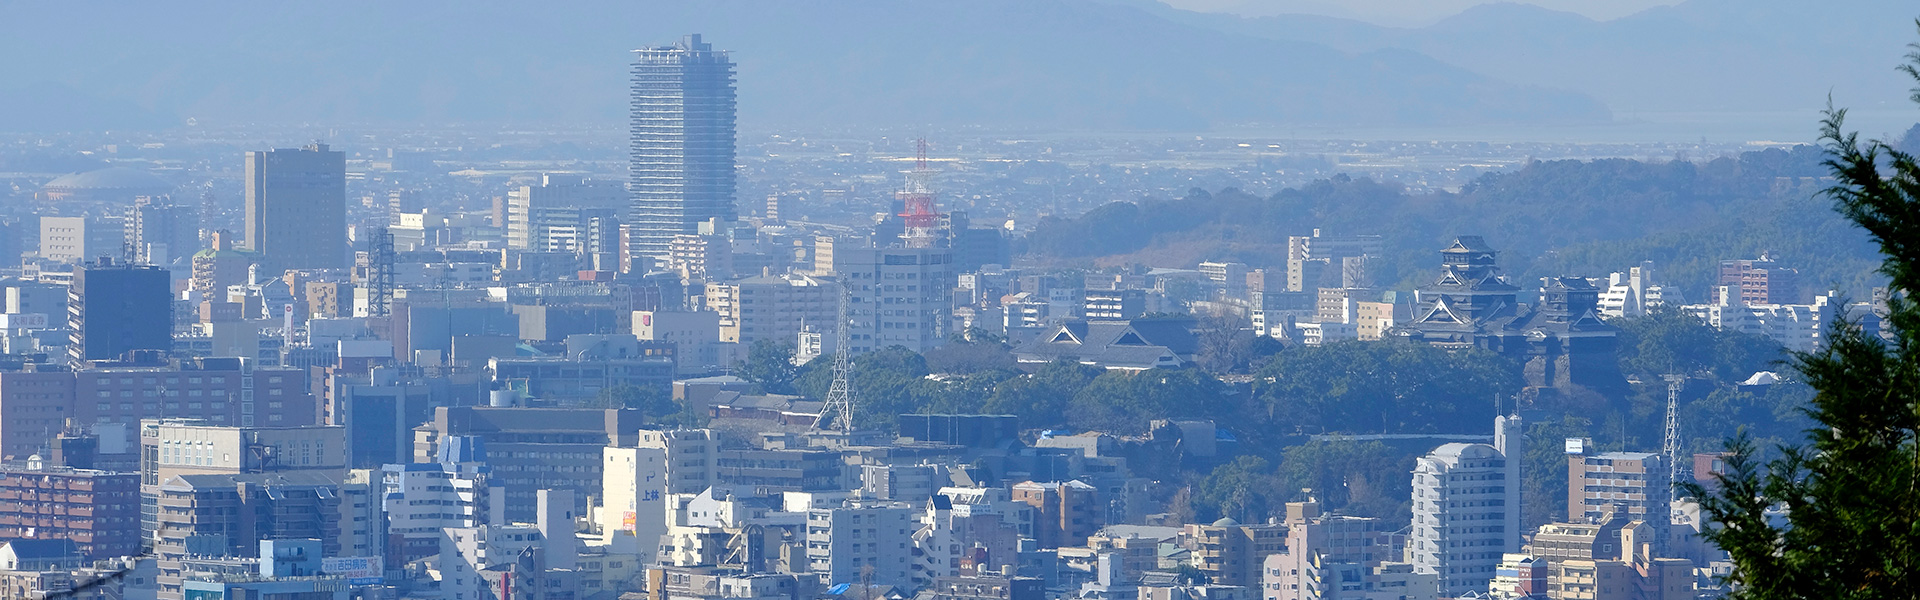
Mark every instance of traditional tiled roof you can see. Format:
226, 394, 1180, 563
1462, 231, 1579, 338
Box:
1013, 318, 1199, 369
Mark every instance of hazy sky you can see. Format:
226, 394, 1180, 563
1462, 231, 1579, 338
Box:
1160, 0, 1687, 25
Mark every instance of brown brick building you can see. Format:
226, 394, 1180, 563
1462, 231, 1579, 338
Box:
1012, 480, 1102, 549
0, 465, 140, 559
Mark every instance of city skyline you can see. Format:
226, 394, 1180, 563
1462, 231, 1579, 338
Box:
0, 4, 1911, 599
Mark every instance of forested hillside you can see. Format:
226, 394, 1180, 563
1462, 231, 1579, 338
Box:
1024, 144, 1884, 299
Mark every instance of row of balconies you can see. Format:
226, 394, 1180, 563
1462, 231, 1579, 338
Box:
0, 505, 100, 517
0, 491, 98, 503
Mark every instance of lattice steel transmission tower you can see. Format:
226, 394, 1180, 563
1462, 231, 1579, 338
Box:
813, 286, 855, 433
367, 226, 396, 317
1662, 373, 1687, 484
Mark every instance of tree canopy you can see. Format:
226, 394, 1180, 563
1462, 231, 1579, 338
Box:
1251, 340, 1524, 437
1682, 40, 1920, 600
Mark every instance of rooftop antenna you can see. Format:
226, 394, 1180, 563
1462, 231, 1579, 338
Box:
813, 286, 855, 434
896, 138, 940, 249
1662, 373, 1687, 485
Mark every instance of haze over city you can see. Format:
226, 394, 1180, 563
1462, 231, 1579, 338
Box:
0, 2, 1917, 600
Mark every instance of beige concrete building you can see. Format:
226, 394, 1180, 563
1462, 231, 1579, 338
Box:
140, 420, 347, 484
1354, 296, 1414, 341
704, 274, 839, 347
1566, 448, 1670, 550
244, 144, 346, 271
38, 216, 122, 265
1544, 522, 1693, 600
1263, 501, 1430, 600
1184, 518, 1288, 588
669, 233, 734, 282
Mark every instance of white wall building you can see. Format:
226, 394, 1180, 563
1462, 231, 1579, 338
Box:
806, 502, 918, 588
437, 489, 578, 600
1595, 261, 1685, 319
834, 246, 955, 355
600, 446, 670, 565
909, 493, 1024, 589
638, 429, 720, 495
1683, 288, 1838, 353
704, 274, 839, 347
633, 310, 726, 373
381, 461, 498, 562
438, 523, 545, 597
1297, 322, 1357, 346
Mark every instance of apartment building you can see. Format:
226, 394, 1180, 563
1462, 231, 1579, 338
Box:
0, 465, 140, 559
1410, 416, 1523, 597
1565, 448, 1670, 554
704, 274, 839, 347
805, 502, 917, 588
0, 358, 319, 462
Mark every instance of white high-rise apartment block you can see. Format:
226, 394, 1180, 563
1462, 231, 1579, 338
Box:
637, 428, 720, 495
1409, 416, 1523, 598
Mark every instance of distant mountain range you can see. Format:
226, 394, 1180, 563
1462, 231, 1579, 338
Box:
1130, 0, 1920, 114
0, 0, 1601, 131
0, 0, 1910, 132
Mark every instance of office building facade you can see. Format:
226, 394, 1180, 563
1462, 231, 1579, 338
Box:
412, 406, 645, 522
507, 174, 628, 250
125, 197, 200, 267
244, 144, 346, 271
835, 246, 955, 355
152, 471, 352, 599
39, 216, 124, 265
704, 274, 839, 347
67, 260, 172, 364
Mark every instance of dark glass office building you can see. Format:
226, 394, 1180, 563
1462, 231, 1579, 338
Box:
68, 259, 172, 363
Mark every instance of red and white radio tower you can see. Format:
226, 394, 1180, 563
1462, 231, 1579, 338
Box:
896, 138, 940, 248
